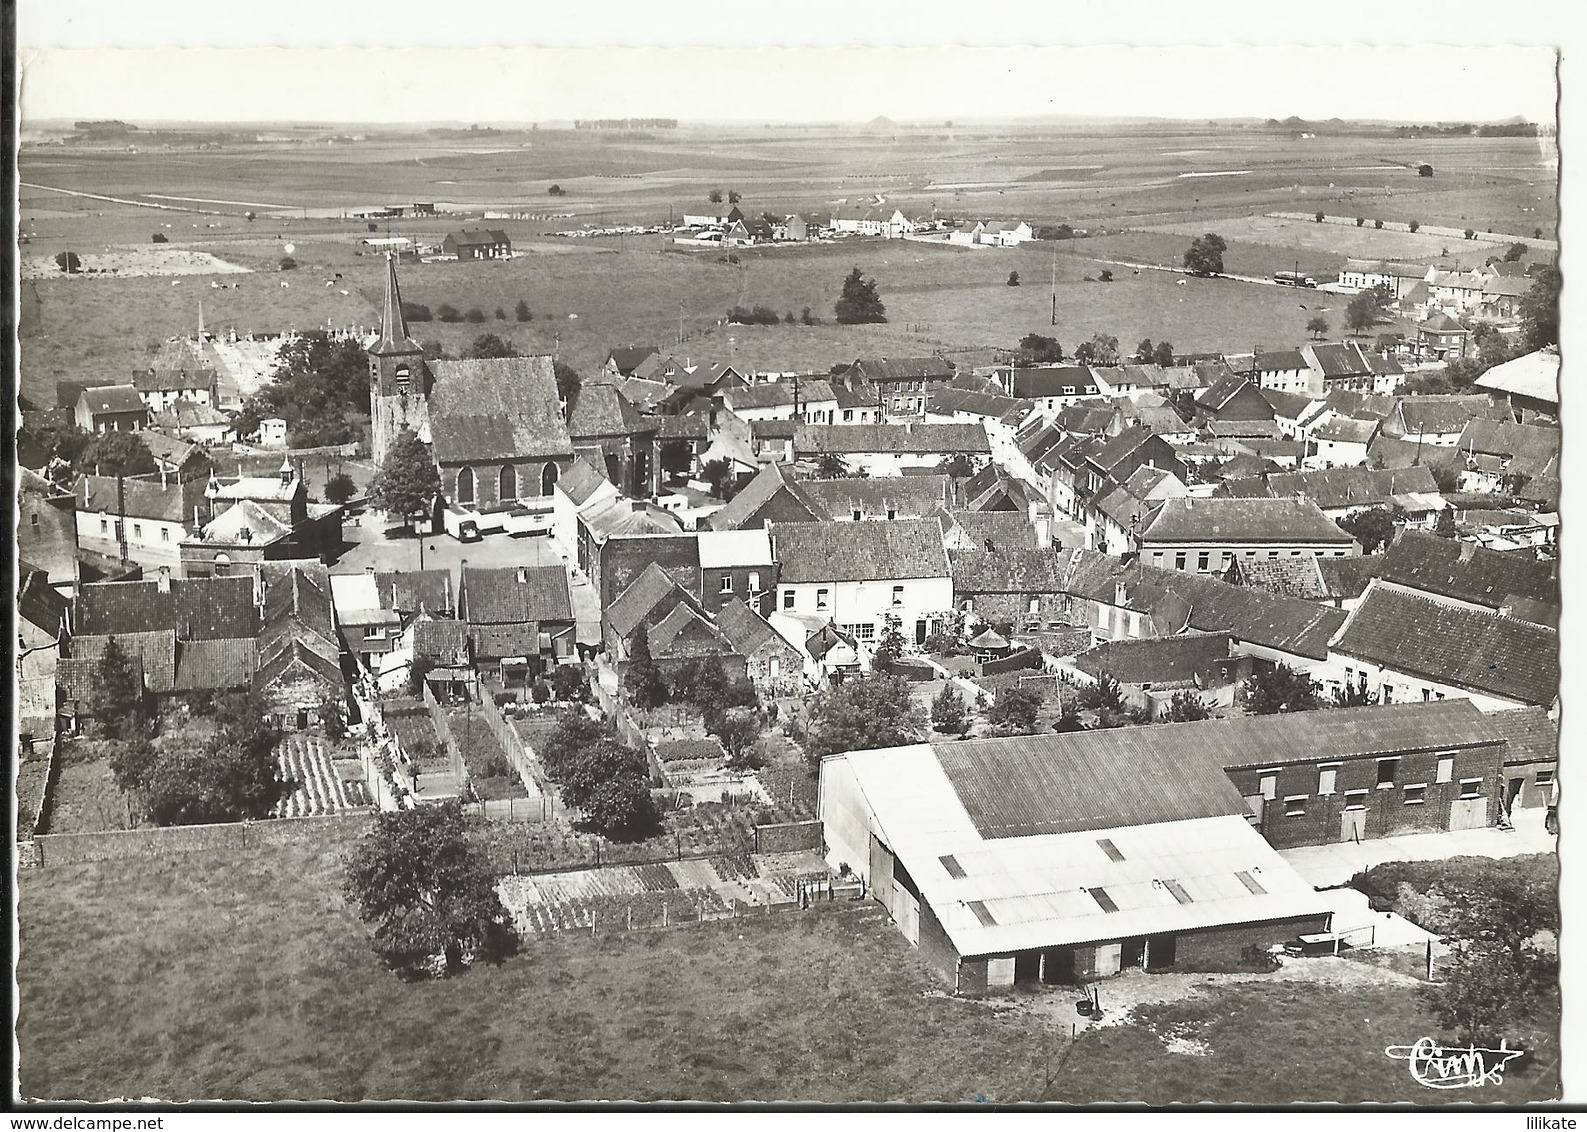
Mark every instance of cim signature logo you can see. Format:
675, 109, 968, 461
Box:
1385, 1037, 1526, 1089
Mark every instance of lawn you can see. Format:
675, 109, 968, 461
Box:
41, 740, 137, 834
17, 825, 1559, 1103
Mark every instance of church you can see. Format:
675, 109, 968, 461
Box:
368, 255, 574, 518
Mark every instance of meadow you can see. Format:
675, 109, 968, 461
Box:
14, 824, 1559, 1103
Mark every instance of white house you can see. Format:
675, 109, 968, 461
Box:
552, 455, 623, 561
793, 422, 990, 478
770, 518, 953, 647
977, 220, 1034, 247
74, 474, 206, 572
1132, 496, 1358, 575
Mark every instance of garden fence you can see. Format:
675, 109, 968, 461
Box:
420, 683, 469, 786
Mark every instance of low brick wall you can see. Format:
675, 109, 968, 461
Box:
754, 819, 824, 855
31, 812, 368, 867
980, 647, 1043, 677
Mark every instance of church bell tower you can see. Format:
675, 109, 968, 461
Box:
368, 253, 431, 464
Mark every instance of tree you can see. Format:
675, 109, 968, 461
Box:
1007, 271, 1020, 287
1077, 672, 1127, 714
931, 685, 968, 735
1355, 217, 1366, 228
814, 452, 857, 479
1153, 341, 1175, 367
1162, 690, 1212, 723
1097, 269, 1113, 283
1017, 333, 1065, 364
834, 267, 887, 324
343, 800, 514, 976
1135, 339, 1155, 363
145, 733, 284, 827
553, 360, 581, 402
464, 307, 487, 324
556, 739, 650, 811
937, 453, 976, 478
1518, 265, 1560, 350
92, 637, 147, 740
1073, 334, 1120, 366
1332, 683, 1380, 708
701, 457, 738, 500
1183, 232, 1227, 275
1504, 241, 1528, 263
1423, 941, 1539, 1046
538, 709, 611, 781
367, 428, 440, 522
1238, 663, 1322, 715
152, 232, 169, 243
79, 431, 157, 478
494, 307, 508, 321
1337, 506, 1399, 553
55, 251, 81, 273
805, 674, 925, 762
1434, 505, 1456, 538
1374, 219, 1384, 230
325, 472, 357, 505
547, 184, 565, 196
514, 299, 533, 322
437, 303, 462, 323
1345, 290, 1383, 335
707, 707, 764, 769
1314, 212, 1325, 223
280, 256, 298, 271
578, 772, 661, 840
801, 306, 815, 325
708, 189, 723, 204
463, 332, 515, 359
548, 664, 588, 704
212, 691, 282, 764
1409, 220, 1420, 233
986, 685, 1043, 736
1464, 228, 1476, 240
409, 655, 434, 698
109, 736, 158, 796
624, 623, 667, 710
872, 613, 907, 673
1305, 315, 1330, 341
728, 190, 741, 204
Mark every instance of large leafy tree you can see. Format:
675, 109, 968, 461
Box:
1017, 333, 1065, 364
368, 427, 440, 521
237, 332, 369, 447
554, 360, 582, 403
1337, 506, 1400, 554
805, 673, 924, 763
144, 733, 285, 826
1519, 265, 1560, 351
986, 685, 1044, 736
80, 431, 158, 479
463, 332, 515, 359
537, 709, 612, 781
343, 800, 515, 976
834, 267, 887, 324
1073, 334, 1121, 367
1182, 232, 1227, 275
1306, 316, 1330, 340
1344, 290, 1383, 335
1238, 663, 1323, 715
930, 684, 968, 735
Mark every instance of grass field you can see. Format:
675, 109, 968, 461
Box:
16, 826, 1560, 1103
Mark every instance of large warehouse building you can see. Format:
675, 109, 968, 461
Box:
819, 729, 1331, 996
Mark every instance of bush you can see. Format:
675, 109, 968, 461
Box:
437, 303, 462, 323
494, 306, 507, 320
403, 301, 433, 322
1355, 217, 1366, 227
1373, 219, 1384, 230
530, 681, 551, 705
1465, 228, 1477, 240
279, 256, 298, 271
464, 307, 487, 323
325, 472, 357, 504
1098, 269, 1113, 282
1409, 220, 1421, 233
514, 299, 533, 322
1314, 212, 1325, 223
152, 233, 168, 243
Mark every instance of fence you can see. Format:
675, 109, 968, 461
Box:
465, 796, 553, 822
474, 686, 557, 810
232, 441, 360, 458
27, 811, 368, 868
420, 683, 469, 787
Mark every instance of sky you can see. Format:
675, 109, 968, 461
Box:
16, 2, 1561, 126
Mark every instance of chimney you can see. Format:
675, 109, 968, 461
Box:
156, 566, 171, 594
1459, 540, 1477, 563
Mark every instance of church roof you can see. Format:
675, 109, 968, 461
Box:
371, 253, 424, 357
428, 356, 573, 464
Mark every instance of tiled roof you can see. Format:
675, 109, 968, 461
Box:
604, 346, 660, 376
138, 433, 202, 470
950, 547, 1068, 594
1377, 529, 1557, 610
460, 565, 573, 624
1008, 366, 1095, 399
556, 455, 615, 507
1394, 395, 1507, 436
771, 517, 949, 583
1207, 419, 1282, 439
427, 356, 572, 463
605, 562, 702, 642
1095, 363, 1170, 389
831, 382, 881, 410
751, 419, 796, 440
173, 638, 258, 691
925, 387, 1028, 420
58, 656, 143, 705
76, 474, 207, 525
448, 228, 511, 246
1456, 418, 1560, 462
1305, 343, 1372, 378
1324, 389, 1395, 420
1195, 373, 1258, 412
1263, 465, 1440, 511
1254, 350, 1308, 372
1086, 424, 1159, 474
704, 462, 827, 531
256, 637, 344, 691
941, 510, 1038, 552
1482, 705, 1557, 766
1075, 632, 1233, 686
78, 384, 146, 416
74, 575, 258, 641
19, 567, 69, 635
467, 622, 544, 659
1334, 583, 1558, 705
263, 566, 336, 644
1139, 497, 1352, 544
648, 602, 732, 658
794, 423, 990, 455
1127, 405, 1190, 435
1312, 416, 1378, 443
70, 631, 177, 694
374, 568, 456, 615
413, 618, 469, 660
715, 598, 786, 656
565, 382, 652, 439
1237, 556, 1328, 601
1315, 553, 1383, 600
805, 475, 953, 518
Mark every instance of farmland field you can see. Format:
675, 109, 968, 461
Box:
18, 123, 1555, 408
16, 825, 1559, 1102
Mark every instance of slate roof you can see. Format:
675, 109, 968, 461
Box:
794, 423, 990, 455
605, 346, 660, 376
78, 384, 146, 416
75, 474, 207, 525
427, 357, 572, 464
70, 631, 177, 694
1377, 529, 1557, 610
413, 618, 469, 660
1075, 632, 1233, 686
1394, 395, 1508, 436
605, 562, 702, 642
1138, 497, 1352, 544
1254, 350, 1308, 373
374, 569, 455, 615
172, 638, 259, 691
1315, 554, 1383, 600
1127, 404, 1191, 436
831, 382, 881, 410
1259, 465, 1440, 511
18, 568, 69, 636
1334, 583, 1559, 705
1482, 705, 1558, 766
556, 455, 616, 507
134, 347, 216, 392
1237, 556, 1329, 601
460, 565, 573, 624
704, 463, 826, 531
1008, 366, 1096, 399
1195, 373, 1260, 413
771, 518, 950, 583
565, 382, 652, 439
1305, 343, 1373, 378
74, 575, 259, 641
805, 475, 953, 518
1456, 418, 1560, 462
715, 598, 787, 656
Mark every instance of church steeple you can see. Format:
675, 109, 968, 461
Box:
368, 253, 432, 465
372, 252, 424, 357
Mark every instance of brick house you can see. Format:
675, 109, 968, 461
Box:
716, 598, 803, 698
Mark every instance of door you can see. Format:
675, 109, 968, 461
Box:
1094, 942, 1123, 978
1506, 777, 1525, 814
896, 889, 921, 946
1121, 938, 1147, 969
1340, 807, 1368, 843
915, 619, 928, 646
1449, 797, 1487, 831
1243, 794, 1264, 829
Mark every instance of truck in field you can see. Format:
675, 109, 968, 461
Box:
1273, 270, 1318, 288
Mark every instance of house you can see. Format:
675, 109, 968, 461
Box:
19, 468, 80, 590
1073, 632, 1240, 695
1223, 465, 1442, 521
1133, 497, 1357, 575
602, 346, 662, 379
1194, 375, 1274, 424
960, 463, 1038, 516
770, 518, 953, 647
603, 561, 702, 663
1474, 347, 1559, 418
818, 729, 1330, 995
924, 387, 1033, 466
564, 379, 659, 499
75, 384, 149, 434
257, 418, 289, 447
697, 528, 777, 614
1120, 400, 1195, 446
840, 357, 956, 416
976, 220, 1033, 246
180, 461, 345, 578
1258, 389, 1326, 439
1232, 553, 1383, 610
1427, 270, 1487, 313
793, 423, 990, 478
1475, 273, 1533, 320
1324, 579, 1559, 711
1376, 529, 1557, 623
18, 568, 70, 742
149, 400, 233, 445
1250, 350, 1313, 395
828, 204, 914, 239
550, 455, 624, 557
443, 228, 512, 260
804, 475, 954, 522
1078, 424, 1187, 507
639, 603, 747, 681
701, 462, 827, 532
1003, 366, 1104, 415
939, 510, 1040, 554
1308, 416, 1377, 468
132, 339, 219, 414
75, 473, 208, 572
1484, 706, 1558, 816
588, 519, 696, 610
1337, 260, 1432, 298
716, 598, 803, 698
1414, 314, 1470, 362
1086, 465, 1189, 557
1454, 418, 1560, 495
329, 572, 406, 671
1299, 343, 1393, 394
1381, 395, 1508, 446
458, 564, 576, 687
255, 564, 345, 730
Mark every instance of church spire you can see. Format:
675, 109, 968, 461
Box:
373, 252, 422, 356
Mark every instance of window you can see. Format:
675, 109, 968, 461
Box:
1436, 755, 1454, 784
1535, 769, 1555, 788
853, 623, 876, 642
1382, 683, 1394, 704
1152, 552, 1164, 565
1161, 878, 1194, 905
1344, 790, 1368, 811
1268, 550, 1280, 559
1344, 666, 1354, 687
719, 575, 735, 594
1096, 838, 1125, 862
1087, 887, 1119, 913
1403, 784, 1427, 805
29, 513, 38, 528
133, 523, 142, 538
1063, 386, 1076, 396
540, 462, 559, 496
1259, 773, 1277, 801
1422, 688, 1432, 702
1234, 870, 1267, 896
100, 519, 109, 535
161, 528, 170, 543
782, 590, 794, 610
1245, 549, 1256, 558
1197, 551, 1209, 572
499, 464, 517, 502
886, 508, 897, 521
1291, 549, 1303, 557
1459, 779, 1483, 800
1222, 552, 1234, 569
843, 410, 854, 423
1318, 765, 1338, 796
1028, 597, 1040, 615
362, 626, 382, 641
457, 465, 476, 505
1377, 757, 1399, 788
1284, 796, 1307, 817
891, 585, 904, 607
816, 589, 829, 610
1174, 552, 1187, 571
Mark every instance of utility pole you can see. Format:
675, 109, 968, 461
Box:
1051, 243, 1058, 326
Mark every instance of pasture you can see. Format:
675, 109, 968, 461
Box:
16, 826, 1558, 1102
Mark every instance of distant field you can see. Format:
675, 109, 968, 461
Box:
1139, 214, 1523, 265
17, 827, 1558, 1102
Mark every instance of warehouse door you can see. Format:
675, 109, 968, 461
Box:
1449, 797, 1487, 831
1340, 808, 1368, 843
896, 889, 921, 947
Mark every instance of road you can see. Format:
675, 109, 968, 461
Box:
1087, 256, 1294, 289
21, 181, 226, 216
